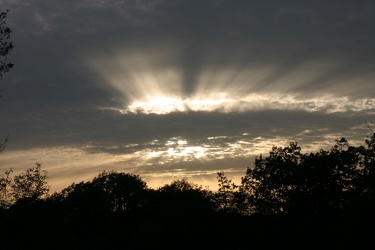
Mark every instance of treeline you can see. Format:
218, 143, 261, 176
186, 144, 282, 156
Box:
1, 128, 375, 249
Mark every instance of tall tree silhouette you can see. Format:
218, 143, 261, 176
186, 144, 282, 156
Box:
11, 163, 49, 208
215, 172, 247, 214
91, 171, 148, 213
241, 140, 361, 215
55, 171, 148, 214
0, 9, 14, 152
353, 122, 375, 213
156, 179, 214, 218
0, 9, 13, 81
0, 168, 13, 209
241, 142, 302, 214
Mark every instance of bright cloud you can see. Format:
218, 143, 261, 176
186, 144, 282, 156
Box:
102, 94, 375, 115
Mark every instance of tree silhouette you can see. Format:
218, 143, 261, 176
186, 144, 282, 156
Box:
288, 138, 359, 214
241, 142, 302, 214
0, 9, 13, 80
155, 178, 214, 218
55, 170, 148, 214
0, 9, 13, 152
56, 180, 111, 213
11, 163, 50, 208
240, 139, 362, 215
215, 172, 247, 214
0, 168, 13, 209
352, 122, 375, 213
91, 171, 148, 213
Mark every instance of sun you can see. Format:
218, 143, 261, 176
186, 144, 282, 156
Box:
126, 95, 235, 114
127, 96, 185, 114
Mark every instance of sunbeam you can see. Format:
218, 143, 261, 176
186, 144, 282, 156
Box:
88, 50, 375, 115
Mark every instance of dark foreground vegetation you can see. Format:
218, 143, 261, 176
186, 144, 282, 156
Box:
1, 126, 375, 249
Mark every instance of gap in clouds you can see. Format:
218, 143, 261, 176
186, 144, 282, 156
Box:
86, 47, 375, 116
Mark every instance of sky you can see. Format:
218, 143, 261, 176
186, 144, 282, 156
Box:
0, 0, 375, 193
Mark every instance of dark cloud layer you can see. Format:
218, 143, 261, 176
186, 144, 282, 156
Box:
1, 108, 372, 152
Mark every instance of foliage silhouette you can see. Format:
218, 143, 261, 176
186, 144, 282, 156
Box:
215, 171, 247, 214
0, 163, 49, 209
52, 170, 149, 215
0, 9, 13, 80
240, 138, 368, 215
0, 9, 14, 152
0, 168, 13, 209
12, 163, 49, 201
1, 126, 375, 249
153, 178, 215, 218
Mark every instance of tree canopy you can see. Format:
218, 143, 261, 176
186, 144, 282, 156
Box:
0, 9, 14, 153
0, 9, 13, 80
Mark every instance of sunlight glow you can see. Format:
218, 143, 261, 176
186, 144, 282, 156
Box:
143, 137, 209, 163
126, 96, 235, 114
120, 94, 375, 115
88, 50, 375, 115
136, 135, 297, 164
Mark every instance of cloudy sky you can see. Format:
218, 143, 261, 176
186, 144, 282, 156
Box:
0, 0, 374, 192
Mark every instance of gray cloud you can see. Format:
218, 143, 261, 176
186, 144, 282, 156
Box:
1, 107, 372, 152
